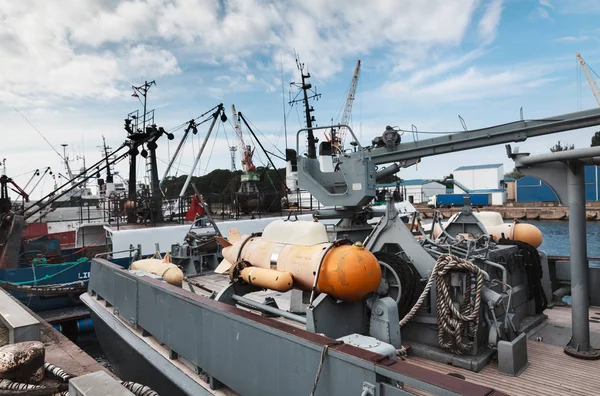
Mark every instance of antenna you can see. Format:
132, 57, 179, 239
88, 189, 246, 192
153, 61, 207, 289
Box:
132, 80, 157, 132
61, 143, 75, 184
289, 53, 321, 159
280, 54, 288, 150
131, 80, 157, 190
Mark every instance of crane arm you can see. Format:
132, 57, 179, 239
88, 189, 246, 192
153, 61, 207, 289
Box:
232, 104, 256, 173
577, 53, 600, 107
337, 60, 361, 150
232, 104, 245, 149
296, 107, 600, 207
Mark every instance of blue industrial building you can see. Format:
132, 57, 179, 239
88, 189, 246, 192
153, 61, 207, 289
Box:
515, 165, 600, 202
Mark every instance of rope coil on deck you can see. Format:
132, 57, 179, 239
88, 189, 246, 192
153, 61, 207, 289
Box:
121, 381, 160, 396
43, 363, 73, 383
400, 254, 483, 355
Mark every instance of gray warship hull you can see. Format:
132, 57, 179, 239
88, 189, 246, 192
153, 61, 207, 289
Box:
83, 256, 600, 395
86, 297, 193, 396
83, 258, 507, 396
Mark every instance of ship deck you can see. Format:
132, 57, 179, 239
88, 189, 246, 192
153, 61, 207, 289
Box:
183, 272, 600, 396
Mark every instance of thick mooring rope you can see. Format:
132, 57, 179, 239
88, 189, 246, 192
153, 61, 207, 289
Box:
43, 363, 73, 383
0, 379, 42, 391
0, 363, 159, 396
400, 254, 483, 355
121, 381, 160, 396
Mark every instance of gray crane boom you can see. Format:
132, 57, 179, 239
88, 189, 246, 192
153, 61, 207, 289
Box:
296, 107, 600, 208
369, 108, 600, 165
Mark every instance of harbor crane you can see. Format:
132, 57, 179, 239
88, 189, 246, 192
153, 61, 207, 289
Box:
330, 60, 361, 153
231, 105, 256, 174
577, 53, 600, 107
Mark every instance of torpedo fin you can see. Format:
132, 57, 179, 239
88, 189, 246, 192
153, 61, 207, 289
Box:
214, 259, 233, 274
215, 236, 232, 248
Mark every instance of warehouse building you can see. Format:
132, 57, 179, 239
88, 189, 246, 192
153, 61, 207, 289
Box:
377, 179, 446, 204
401, 179, 446, 204
453, 163, 506, 205
515, 165, 600, 202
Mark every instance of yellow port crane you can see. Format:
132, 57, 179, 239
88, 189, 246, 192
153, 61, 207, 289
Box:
577, 52, 600, 107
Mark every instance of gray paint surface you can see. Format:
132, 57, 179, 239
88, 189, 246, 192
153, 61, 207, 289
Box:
86, 258, 501, 396
69, 371, 134, 396
0, 289, 40, 345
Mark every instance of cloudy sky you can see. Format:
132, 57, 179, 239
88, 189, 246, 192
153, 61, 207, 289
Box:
1, 0, 600, 198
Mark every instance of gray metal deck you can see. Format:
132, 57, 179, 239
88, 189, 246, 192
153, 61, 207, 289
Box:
86, 258, 508, 396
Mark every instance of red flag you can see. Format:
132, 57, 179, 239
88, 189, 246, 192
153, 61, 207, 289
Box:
185, 194, 206, 222
131, 92, 139, 97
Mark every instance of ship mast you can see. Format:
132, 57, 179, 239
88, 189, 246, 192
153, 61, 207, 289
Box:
132, 81, 156, 188
289, 56, 320, 159
102, 136, 113, 184
60, 144, 75, 185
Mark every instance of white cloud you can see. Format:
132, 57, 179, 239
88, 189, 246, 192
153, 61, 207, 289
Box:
479, 0, 504, 44
406, 48, 489, 86
0, 1, 182, 107
378, 64, 557, 103
536, 7, 553, 19
0, 0, 494, 108
553, 0, 600, 14
539, 0, 553, 9
554, 35, 590, 42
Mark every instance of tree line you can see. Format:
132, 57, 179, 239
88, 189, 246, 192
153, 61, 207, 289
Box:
161, 167, 287, 199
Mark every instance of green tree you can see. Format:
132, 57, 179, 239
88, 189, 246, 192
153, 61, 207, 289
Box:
592, 131, 600, 147
504, 168, 523, 180
550, 141, 575, 152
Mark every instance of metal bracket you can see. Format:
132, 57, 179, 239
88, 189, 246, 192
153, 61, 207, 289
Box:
369, 297, 401, 349
362, 381, 376, 396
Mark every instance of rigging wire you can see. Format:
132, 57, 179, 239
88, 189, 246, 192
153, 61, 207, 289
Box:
39, 173, 47, 200
245, 116, 286, 157
156, 157, 194, 176
280, 55, 288, 151
588, 62, 600, 81
12, 107, 63, 160
577, 56, 582, 111
201, 121, 221, 175
12, 169, 38, 179
274, 104, 296, 148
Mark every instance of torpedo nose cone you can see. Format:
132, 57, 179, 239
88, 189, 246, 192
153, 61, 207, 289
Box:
318, 242, 382, 302
513, 223, 543, 248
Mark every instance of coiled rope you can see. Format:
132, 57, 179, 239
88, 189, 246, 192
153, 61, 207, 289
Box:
0, 363, 159, 396
121, 381, 160, 396
400, 254, 483, 355
44, 363, 73, 382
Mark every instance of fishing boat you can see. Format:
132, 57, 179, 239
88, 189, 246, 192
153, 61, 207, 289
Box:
82, 105, 600, 395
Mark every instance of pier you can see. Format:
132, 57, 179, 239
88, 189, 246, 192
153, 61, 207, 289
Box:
415, 201, 600, 221
0, 288, 128, 395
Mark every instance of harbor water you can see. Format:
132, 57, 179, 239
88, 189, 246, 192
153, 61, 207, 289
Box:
531, 221, 600, 257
